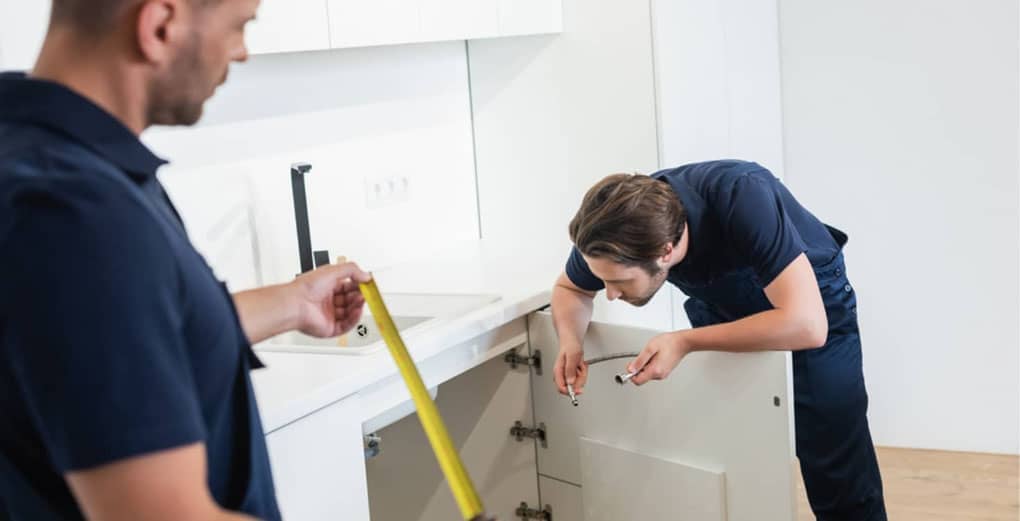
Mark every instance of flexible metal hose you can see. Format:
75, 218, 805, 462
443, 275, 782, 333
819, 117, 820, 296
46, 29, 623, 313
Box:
583, 352, 641, 366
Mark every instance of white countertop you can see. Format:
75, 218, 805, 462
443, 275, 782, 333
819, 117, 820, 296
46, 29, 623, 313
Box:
251, 238, 568, 432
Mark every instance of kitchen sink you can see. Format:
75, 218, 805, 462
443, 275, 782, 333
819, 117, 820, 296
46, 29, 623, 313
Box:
255, 292, 501, 355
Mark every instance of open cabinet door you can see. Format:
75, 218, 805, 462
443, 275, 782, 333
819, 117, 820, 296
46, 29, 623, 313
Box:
365, 348, 540, 521
528, 311, 797, 521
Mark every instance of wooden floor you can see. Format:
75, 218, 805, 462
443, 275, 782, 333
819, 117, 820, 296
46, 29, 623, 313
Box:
795, 447, 1019, 520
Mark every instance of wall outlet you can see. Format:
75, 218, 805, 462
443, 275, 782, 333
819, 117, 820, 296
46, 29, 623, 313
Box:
364, 175, 410, 209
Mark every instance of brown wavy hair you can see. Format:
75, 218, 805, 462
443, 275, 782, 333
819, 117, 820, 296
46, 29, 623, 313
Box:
568, 174, 686, 275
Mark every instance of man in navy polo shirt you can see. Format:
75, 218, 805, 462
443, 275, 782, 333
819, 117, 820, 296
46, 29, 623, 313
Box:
0, 1, 370, 520
551, 161, 887, 520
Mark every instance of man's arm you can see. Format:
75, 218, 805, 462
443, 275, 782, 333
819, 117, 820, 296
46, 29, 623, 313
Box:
551, 271, 597, 395
67, 444, 258, 521
233, 263, 371, 345
629, 253, 826, 384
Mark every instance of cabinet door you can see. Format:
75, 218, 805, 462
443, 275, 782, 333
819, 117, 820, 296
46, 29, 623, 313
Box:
528, 311, 797, 521
365, 347, 539, 521
327, 0, 421, 49
265, 396, 371, 520
419, 0, 500, 42
497, 0, 562, 37
245, 0, 330, 55
0, 0, 49, 70
580, 437, 727, 520
537, 475, 582, 521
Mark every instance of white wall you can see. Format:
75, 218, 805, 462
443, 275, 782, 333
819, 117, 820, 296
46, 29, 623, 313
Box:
468, 0, 787, 334
0, 0, 49, 70
0, 3, 482, 291
467, 0, 669, 331
650, 0, 786, 331
779, 0, 1020, 454
146, 43, 480, 290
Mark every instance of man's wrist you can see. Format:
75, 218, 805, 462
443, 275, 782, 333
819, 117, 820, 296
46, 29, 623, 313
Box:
560, 341, 583, 354
278, 281, 306, 333
671, 330, 693, 355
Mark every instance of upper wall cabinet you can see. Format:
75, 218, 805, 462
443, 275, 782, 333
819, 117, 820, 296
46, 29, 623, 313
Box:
326, 0, 421, 49
246, 0, 332, 55
258, 0, 562, 54
497, 0, 563, 36
418, 0, 501, 43
0, 0, 561, 66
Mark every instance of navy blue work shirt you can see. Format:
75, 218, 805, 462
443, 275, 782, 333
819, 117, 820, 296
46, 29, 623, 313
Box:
0, 73, 280, 520
567, 160, 845, 320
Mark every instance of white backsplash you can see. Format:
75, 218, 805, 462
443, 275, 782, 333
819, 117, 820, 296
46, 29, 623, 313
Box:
145, 42, 480, 290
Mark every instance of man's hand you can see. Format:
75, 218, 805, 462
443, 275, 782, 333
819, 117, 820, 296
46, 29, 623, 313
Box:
554, 344, 589, 396
291, 262, 372, 338
627, 331, 691, 386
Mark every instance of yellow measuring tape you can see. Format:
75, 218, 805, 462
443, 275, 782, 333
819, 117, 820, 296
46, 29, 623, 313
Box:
359, 279, 489, 521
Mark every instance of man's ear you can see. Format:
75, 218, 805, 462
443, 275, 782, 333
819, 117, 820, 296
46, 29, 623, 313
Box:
660, 242, 674, 263
136, 1, 177, 64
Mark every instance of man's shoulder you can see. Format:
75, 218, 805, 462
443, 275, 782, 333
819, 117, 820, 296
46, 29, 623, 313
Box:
0, 120, 120, 180
0, 125, 171, 266
0, 123, 141, 212
657, 159, 768, 182
655, 160, 779, 201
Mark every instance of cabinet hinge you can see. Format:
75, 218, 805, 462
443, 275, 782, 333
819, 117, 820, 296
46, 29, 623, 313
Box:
515, 502, 552, 520
505, 349, 542, 374
509, 421, 547, 448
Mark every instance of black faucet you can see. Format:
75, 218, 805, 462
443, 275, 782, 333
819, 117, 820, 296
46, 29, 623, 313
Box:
290, 162, 329, 274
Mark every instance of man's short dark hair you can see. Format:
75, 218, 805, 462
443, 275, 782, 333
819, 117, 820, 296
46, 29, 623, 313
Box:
50, 0, 219, 34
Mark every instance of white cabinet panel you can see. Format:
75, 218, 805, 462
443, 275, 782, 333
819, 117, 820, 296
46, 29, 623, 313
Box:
246, 0, 330, 55
498, 0, 563, 36
537, 476, 582, 521
580, 438, 727, 521
0, 0, 561, 66
529, 312, 797, 521
420, 0, 500, 41
328, 0, 421, 49
718, 0, 785, 175
265, 396, 370, 521
0, 0, 49, 71
329, 0, 561, 50
650, 0, 731, 165
651, 0, 785, 175
469, 0, 658, 258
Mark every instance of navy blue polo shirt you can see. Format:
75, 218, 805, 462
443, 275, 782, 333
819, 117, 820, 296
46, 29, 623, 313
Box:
567, 160, 844, 313
0, 73, 280, 520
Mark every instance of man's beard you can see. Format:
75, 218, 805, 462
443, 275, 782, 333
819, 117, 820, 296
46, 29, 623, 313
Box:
148, 35, 212, 127
624, 265, 669, 307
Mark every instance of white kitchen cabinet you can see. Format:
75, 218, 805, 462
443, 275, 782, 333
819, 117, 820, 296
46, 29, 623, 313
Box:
497, 0, 563, 37
328, 0, 560, 50
265, 395, 371, 520
362, 310, 797, 520
327, 0, 421, 49
579, 438, 727, 520
536, 475, 581, 520
528, 312, 797, 520
0, 0, 560, 65
246, 0, 331, 55
0, 0, 50, 71
419, 0, 500, 42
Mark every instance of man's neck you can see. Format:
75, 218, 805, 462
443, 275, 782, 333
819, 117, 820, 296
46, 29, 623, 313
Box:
31, 28, 149, 135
